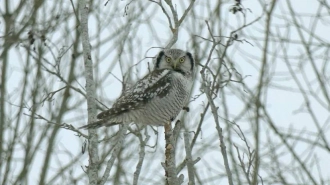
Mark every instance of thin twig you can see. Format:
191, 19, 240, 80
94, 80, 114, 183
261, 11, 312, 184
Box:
133, 127, 150, 185
199, 21, 234, 185
99, 124, 128, 185
23, 113, 88, 138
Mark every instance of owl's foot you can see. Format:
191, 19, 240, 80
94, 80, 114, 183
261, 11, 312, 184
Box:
183, 106, 190, 112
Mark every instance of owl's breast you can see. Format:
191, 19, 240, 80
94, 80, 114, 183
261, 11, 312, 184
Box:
133, 71, 193, 126
172, 71, 193, 98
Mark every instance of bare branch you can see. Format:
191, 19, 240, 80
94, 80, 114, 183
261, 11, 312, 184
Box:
163, 121, 181, 185
99, 125, 128, 185
78, 0, 99, 184
184, 132, 196, 185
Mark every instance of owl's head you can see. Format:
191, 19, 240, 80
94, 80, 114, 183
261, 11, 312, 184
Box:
155, 49, 194, 75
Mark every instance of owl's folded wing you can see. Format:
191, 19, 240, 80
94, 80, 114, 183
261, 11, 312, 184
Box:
96, 69, 172, 119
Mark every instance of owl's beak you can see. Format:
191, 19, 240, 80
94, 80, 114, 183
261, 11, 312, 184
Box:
172, 62, 177, 69
172, 62, 185, 74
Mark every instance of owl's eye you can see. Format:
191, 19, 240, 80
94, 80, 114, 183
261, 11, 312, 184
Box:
179, 57, 185, 63
165, 57, 171, 63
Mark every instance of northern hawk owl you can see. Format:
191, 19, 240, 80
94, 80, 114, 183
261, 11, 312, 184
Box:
80, 49, 195, 129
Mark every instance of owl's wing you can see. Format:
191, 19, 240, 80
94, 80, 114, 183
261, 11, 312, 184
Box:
97, 69, 172, 119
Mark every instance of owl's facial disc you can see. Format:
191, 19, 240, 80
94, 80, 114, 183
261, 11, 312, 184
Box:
155, 49, 194, 75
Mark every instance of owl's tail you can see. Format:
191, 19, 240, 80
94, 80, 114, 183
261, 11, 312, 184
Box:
78, 119, 121, 129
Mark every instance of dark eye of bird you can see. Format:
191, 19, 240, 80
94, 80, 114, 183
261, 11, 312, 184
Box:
166, 57, 171, 63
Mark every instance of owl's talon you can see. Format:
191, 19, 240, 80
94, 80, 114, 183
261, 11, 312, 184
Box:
183, 106, 190, 112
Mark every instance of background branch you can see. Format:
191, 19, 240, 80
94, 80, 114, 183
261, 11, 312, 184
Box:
78, 1, 99, 184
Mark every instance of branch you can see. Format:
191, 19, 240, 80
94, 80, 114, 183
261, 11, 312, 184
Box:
184, 132, 195, 185
149, 0, 173, 30
99, 124, 128, 185
162, 121, 181, 185
162, 0, 196, 48
23, 113, 88, 138
252, 1, 277, 184
199, 24, 234, 183
201, 81, 234, 185
132, 126, 150, 185
178, 0, 196, 26
78, 1, 99, 184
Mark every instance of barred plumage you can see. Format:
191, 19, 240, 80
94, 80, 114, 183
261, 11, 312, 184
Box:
79, 49, 195, 129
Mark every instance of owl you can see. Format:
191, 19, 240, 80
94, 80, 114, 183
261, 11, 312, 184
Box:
79, 49, 195, 129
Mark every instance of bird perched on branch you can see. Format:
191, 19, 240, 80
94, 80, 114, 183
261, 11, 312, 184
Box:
79, 49, 195, 129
